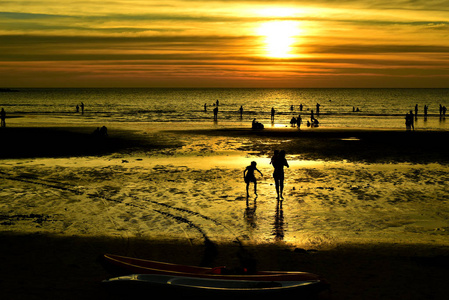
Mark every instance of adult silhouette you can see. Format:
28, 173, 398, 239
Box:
270, 150, 289, 200
0, 108, 5, 127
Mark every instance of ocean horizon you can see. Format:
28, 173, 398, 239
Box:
1, 87, 448, 130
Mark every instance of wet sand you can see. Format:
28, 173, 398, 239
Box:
1, 124, 449, 299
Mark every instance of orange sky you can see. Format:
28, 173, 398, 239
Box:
1, 0, 448, 88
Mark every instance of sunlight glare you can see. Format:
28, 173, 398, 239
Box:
258, 21, 299, 58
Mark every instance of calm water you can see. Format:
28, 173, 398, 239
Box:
1, 88, 448, 130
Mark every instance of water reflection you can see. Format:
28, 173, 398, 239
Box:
274, 200, 284, 241
244, 196, 257, 229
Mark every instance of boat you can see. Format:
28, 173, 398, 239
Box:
102, 274, 328, 297
101, 253, 324, 282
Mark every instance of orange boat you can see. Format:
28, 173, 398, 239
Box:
101, 254, 326, 283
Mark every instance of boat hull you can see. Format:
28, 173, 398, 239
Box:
101, 254, 323, 282
102, 274, 328, 298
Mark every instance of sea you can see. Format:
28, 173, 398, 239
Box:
1, 88, 448, 130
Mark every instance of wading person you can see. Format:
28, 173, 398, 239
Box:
244, 161, 263, 197
1, 108, 6, 127
271, 150, 289, 200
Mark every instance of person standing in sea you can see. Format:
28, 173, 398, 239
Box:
296, 114, 302, 129
1, 108, 6, 127
270, 150, 289, 200
213, 106, 218, 121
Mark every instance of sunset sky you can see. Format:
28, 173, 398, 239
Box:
1, 0, 448, 88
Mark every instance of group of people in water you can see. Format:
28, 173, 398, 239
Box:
405, 104, 447, 131
75, 102, 85, 114
207, 101, 321, 129
244, 150, 289, 200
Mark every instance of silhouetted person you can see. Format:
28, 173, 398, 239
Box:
0, 108, 5, 127
99, 126, 108, 137
415, 104, 418, 117
93, 125, 108, 137
81, 102, 85, 114
213, 106, 218, 121
270, 150, 289, 200
424, 105, 428, 117
239, 106, 243, 119
290, 116, 297, 127
296, 114, 302, 129
310, 110, 319, 127
316, 103, 321, 115
204, 103, 207, 112
252, 118, 264, 129
405, 111, 414, 131
76, 104, 79, 113
244, 161, 263, 197
271, 107, 275, 122
299, 104, 303, 111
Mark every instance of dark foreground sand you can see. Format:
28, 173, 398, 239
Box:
1, 126, 449, 299
1, 233, 449, 300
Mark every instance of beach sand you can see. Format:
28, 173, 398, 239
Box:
1, 121, 449, 299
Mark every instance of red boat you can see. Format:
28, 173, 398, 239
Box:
101, 254, 325, 282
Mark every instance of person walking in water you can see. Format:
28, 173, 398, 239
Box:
244, 161, 263, 197
270, 150, 289, 200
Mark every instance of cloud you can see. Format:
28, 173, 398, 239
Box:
1, 0, 449, 87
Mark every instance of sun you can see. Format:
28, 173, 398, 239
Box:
257, 21, 299, 58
